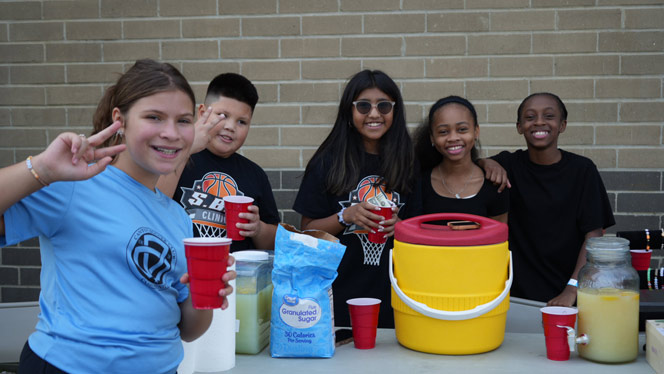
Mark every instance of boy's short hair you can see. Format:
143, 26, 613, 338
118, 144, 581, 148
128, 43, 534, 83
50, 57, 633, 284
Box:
517, 92, 568, 123
205, 73, 259, 112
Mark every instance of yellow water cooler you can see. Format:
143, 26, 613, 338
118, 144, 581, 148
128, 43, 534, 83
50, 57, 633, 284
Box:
390, 213, 512, 354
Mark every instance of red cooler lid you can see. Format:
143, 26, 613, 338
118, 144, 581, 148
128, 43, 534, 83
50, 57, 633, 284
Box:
395, 213, 508, 246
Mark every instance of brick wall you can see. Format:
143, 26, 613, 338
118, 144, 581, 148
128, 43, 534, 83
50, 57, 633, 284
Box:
1, 0, 663, 302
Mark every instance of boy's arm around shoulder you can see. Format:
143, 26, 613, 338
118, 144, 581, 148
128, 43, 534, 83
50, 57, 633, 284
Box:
478, 156, 511, 193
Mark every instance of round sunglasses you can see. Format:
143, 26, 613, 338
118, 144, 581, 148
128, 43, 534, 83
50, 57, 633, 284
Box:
352, 101, 395, 115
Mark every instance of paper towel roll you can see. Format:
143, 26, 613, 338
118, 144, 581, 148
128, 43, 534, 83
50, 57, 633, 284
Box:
178, 263, 236, 373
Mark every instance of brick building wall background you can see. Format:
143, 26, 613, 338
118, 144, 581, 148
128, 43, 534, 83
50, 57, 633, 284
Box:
0, 0, 662, 302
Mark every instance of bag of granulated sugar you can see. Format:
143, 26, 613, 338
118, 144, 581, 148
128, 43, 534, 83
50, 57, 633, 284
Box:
270, 224, 346, 358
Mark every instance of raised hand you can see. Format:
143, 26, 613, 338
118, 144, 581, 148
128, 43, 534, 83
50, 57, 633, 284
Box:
191, 106, 226, 155
32, 121, 127, 184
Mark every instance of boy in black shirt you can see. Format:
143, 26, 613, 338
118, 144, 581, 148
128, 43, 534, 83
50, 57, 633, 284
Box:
483, 92, 614, 306
158, 73, 279, 252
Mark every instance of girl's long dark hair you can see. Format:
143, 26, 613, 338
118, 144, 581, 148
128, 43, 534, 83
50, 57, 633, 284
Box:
305, 70, 413, 195
414, 95, 480, 172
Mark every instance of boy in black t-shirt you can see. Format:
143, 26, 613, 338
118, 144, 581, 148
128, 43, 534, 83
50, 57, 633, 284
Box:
482, 92, 614, 306
158, 73, 279, 252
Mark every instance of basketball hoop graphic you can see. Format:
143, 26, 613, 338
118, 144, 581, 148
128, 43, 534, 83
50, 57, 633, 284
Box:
340, 175, 402, 266
179, 172, 243, 238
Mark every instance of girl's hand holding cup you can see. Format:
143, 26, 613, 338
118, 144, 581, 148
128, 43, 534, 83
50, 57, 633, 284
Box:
375, 205, 398, 238
366, 203, 396, 243
344, 201, 397, 241
180, 252, 236, 310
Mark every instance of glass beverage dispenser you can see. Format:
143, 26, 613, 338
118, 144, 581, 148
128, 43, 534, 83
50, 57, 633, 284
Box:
577, 237, 640, 363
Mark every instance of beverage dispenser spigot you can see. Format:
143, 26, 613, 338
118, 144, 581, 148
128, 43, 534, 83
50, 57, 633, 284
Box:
557, 325, 589, 352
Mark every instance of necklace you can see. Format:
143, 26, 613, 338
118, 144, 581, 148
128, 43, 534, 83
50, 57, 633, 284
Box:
438, 164, 474, 199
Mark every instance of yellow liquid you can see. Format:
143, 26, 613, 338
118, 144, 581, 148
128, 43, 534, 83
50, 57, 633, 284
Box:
236, 284, 273, 354
577, 288, 639, 363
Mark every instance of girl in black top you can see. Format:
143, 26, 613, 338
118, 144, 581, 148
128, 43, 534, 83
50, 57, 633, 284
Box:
414, 96, 508, 223
293, 70, 419, 328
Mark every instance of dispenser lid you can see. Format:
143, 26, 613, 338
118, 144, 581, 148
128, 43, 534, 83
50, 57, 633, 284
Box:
235, 250, 271, 284
586, 236, 630, 252
233, 250, 269, 261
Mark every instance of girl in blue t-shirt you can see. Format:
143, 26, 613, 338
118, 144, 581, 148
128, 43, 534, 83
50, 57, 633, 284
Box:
0, 59, 236, 374
413, 95, 508, 223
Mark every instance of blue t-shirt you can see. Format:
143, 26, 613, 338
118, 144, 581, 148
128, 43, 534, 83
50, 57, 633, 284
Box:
2, 166, 192, 374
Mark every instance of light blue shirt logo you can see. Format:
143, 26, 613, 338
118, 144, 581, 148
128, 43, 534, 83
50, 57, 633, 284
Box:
126, 227, 177, 290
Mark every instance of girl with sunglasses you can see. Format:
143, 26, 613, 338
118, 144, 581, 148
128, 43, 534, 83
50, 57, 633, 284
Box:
413, 96, 509, 224
0, 59, 235, 373
293, 70, 420, 329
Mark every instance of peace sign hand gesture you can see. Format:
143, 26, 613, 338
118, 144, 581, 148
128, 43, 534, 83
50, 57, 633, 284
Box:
32, 121, 127, 184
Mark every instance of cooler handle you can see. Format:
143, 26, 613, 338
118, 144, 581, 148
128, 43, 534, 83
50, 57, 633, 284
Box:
389, 249, 513, 321
408, 213, 500, 231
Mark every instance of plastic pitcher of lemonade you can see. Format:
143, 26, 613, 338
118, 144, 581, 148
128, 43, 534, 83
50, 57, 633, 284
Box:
235, 250, 273, 354
577, 237, 640, 363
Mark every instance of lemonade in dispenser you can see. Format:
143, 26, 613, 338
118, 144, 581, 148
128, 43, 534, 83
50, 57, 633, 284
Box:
234, 250, 274, 354
576, 237, 640, 363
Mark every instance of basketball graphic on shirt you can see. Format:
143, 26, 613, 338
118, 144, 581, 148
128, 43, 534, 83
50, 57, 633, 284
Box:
202, 172, 238, 198
356, 176, 392, 207
179, 172, 244, 237
338, 175, 403, 266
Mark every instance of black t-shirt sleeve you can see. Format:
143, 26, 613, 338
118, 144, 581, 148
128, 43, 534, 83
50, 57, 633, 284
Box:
486, 182, 509, 218
577, 160, 615, 232
293, 158, 337, 219
398, 172, 423, 219
255, 166, 280, 225
490, 150, 512, 170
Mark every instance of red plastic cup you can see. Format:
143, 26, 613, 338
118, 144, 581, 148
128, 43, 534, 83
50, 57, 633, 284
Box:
630, 249, 652, 271
183, 237, 231, 309
540, 306, 578, 361
347, 298, 381, 349
223, 196, 254, 241
367, 206, 393, 244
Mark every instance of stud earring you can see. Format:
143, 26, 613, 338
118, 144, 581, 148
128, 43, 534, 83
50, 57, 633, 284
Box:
112, 129, 125, 143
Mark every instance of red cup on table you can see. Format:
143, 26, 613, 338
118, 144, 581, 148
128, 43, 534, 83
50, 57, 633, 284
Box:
223, 195, 254, 241
183, 237, 231, 309
630, 249, 652, 271
367, 206, 393, 244
347, 298, 381, 349
540, 306, 578, 361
